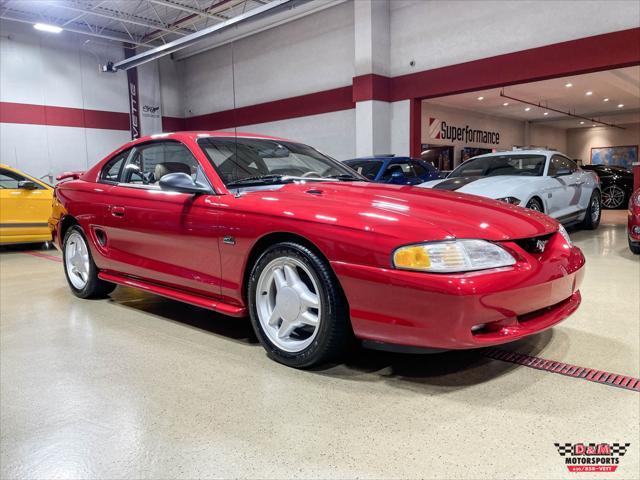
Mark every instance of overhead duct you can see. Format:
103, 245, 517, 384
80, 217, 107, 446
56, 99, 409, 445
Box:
112, 0, 310, 71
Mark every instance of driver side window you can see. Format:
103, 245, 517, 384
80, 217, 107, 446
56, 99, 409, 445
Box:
120, 141, 202, 187
548, 155, 577, 176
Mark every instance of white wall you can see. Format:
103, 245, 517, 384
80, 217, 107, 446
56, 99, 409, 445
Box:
0, 20, 130, 181
529, 124, 568, 153
181, 1, 354, 117
389, 0, 640, 76
240, 109, 356, 160
566, 123, 640, 164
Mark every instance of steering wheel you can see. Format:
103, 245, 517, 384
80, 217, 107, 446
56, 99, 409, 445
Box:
301, 171, 323, 178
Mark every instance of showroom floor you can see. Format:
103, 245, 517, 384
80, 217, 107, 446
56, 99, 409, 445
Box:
1, 211, 638, 479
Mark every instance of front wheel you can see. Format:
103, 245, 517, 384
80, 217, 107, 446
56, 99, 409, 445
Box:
525, 198, 543, 212
601, 185, 627, 209
247, 242, 352, 368
63, 225, 116, 299
580, 191, 601, 230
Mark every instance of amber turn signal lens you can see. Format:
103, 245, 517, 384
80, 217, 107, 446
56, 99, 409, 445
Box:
393, 245, 431, 270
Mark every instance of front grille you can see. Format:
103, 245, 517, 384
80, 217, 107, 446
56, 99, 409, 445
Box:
514, 233, 554, 254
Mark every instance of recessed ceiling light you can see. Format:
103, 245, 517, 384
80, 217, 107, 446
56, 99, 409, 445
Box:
592, 125, 597, 127
618, 103, 624, 108
502, 102, 509, 106
565, 83, 573, 87
524, 107, 531, 111
603, 98, 609, 102
34, 23, 63, 33
580, 121, 585, 125
477, 96, 484, 101
543, 112, 549, 116
585, 91, 593, 96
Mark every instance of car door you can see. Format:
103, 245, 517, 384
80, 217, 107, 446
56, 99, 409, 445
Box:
544, 155, 581, 220
99, 140, 222, 297
0, 167, 52, 243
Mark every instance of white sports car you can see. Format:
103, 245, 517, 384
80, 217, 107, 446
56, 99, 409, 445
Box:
419, 150, 601, 229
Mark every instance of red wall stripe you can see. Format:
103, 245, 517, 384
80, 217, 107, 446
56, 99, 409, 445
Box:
352, 74, 391, 103
389, 27, 640, 101
0, 102, 130, 131
162, 115, 187, 132
185, 86, 354, 130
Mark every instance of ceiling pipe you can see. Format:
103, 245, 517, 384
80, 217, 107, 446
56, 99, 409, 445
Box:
112, 0, 309, 71
500, 91, 626, 130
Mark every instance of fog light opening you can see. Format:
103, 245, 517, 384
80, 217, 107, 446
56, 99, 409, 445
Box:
471, 323, 487, 333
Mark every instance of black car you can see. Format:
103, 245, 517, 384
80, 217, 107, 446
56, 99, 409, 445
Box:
582, 164, 634, 209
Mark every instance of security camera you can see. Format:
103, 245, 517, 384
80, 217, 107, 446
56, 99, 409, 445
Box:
101, 61, 117, 73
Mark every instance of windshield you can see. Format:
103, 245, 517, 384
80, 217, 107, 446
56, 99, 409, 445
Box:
344, 160, 383, 180
449, 154, 546, 178
198, 137, 361, 187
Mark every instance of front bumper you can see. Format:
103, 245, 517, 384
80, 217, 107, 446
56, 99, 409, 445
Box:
332, 234, 585, 350
628, 207, 640, 242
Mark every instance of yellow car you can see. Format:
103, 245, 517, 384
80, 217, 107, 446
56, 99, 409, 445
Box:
0, 164, 53, 245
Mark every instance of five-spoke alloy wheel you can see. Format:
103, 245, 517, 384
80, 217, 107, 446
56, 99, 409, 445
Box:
248, 242, 351, 368
62, 225, 116, 299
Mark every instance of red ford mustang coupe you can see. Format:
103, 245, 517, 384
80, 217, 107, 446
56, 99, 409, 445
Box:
50, 132, 585, 368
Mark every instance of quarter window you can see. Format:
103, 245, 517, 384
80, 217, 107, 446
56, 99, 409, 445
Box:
100, 149, 131, 183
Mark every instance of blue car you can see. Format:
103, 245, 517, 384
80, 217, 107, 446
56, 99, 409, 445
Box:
343, 156, 440, 185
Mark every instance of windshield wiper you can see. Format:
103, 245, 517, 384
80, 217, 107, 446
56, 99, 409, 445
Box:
325, 173, 361, 181
226, 174, 288, 187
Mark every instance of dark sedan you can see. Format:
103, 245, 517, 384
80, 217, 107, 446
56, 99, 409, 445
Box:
582, 164, 634, 209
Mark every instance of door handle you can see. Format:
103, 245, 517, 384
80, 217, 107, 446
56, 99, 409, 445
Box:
111, 206, 125, 217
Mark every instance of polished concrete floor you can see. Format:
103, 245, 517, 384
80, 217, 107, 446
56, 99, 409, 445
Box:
1, 211, 638, 479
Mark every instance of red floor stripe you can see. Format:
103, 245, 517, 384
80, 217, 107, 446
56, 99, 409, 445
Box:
23, 251, 62, 262
484, 348, 640, 392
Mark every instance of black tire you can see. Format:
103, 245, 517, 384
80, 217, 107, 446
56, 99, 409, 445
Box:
630, 237, 640, 255
247, 242, 352, 368
525, 197, 543, 212
580, 191, 602, 230
62, 225, 116, 299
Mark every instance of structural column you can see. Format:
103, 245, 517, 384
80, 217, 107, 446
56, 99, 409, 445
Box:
353, 0, 391, 157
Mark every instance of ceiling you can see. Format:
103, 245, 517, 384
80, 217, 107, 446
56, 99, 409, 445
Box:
426, 66, 640, 130
0, 0, 274, 49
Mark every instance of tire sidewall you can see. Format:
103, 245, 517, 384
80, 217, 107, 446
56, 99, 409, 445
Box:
247, 242, 342, 368
526, 198, 543, 212
582, 191, 601, 230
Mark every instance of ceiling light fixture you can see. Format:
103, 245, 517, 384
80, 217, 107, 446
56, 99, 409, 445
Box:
499, 90, 625, 130
33, 23, 62, 33
565, 83, 573, 87
543, 112, 549, 116
603, 98, 609, 102
477, 96, 484, 101
618, 104, 624, 108
502, 102, 509, 106
585, 91, 593, 96
592, 125, 597, 127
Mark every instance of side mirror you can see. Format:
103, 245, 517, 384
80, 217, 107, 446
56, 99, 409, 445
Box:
159, 172, 210, 194
553, 168, 572, 177
17, 180, 38, 190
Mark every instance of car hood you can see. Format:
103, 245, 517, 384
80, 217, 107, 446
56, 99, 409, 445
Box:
236, 181, 558, 242
420, 175, 538, 197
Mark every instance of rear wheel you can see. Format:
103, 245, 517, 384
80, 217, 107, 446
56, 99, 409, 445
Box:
63, 226, 116, 299
525, 197, 543, 212
601, 185, 627, 209
580, 191, 601, 230
247, 242, 351, 368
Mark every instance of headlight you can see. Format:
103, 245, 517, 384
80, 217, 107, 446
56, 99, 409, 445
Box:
392, 240, 516, 273
557, 224, 572, 246
497, 197, 521, 205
